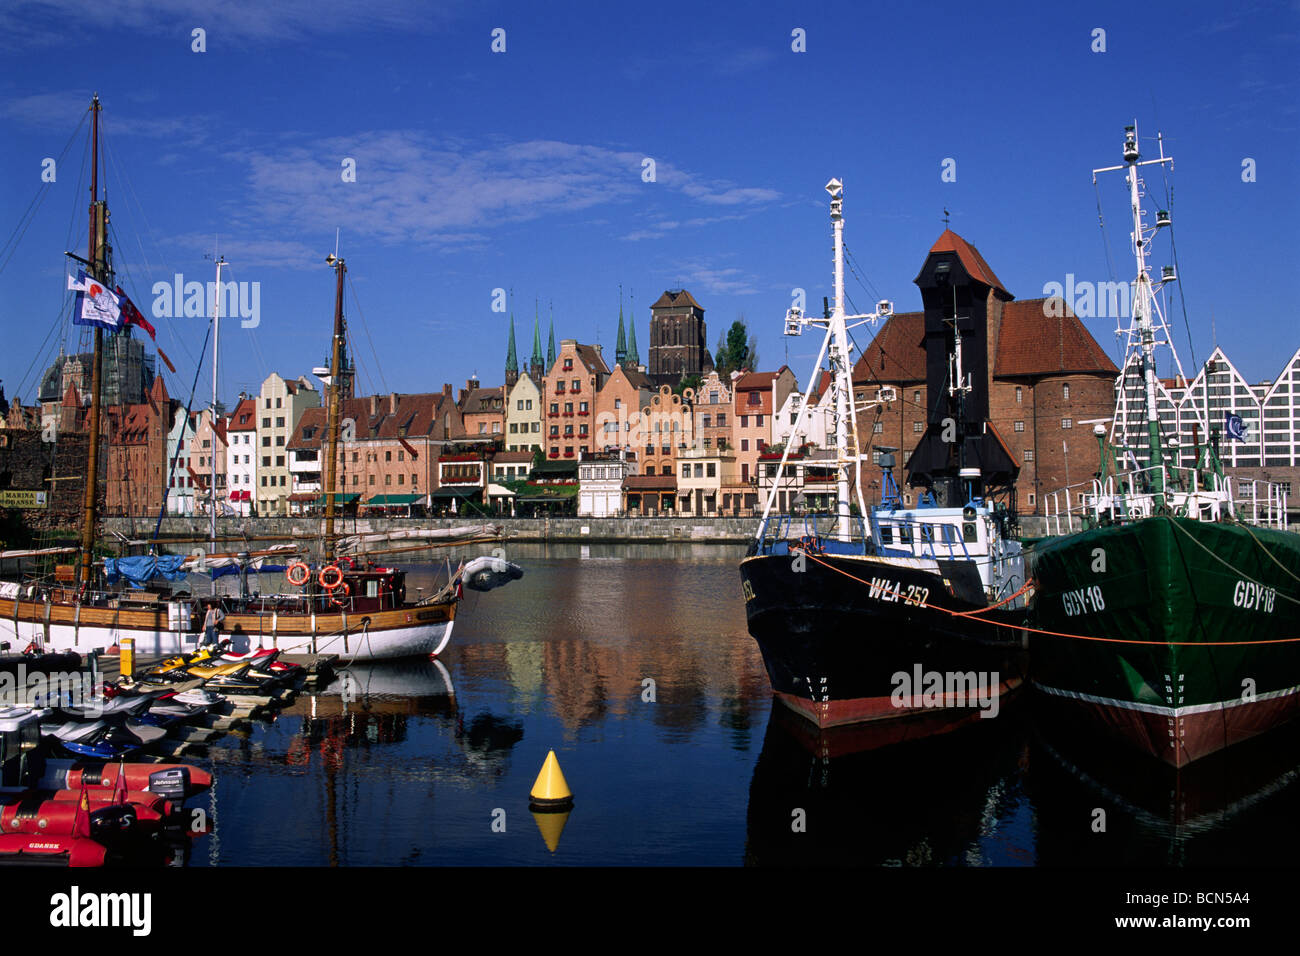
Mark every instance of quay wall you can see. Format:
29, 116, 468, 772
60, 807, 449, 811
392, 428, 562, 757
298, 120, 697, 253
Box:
104, 514, 1057, 544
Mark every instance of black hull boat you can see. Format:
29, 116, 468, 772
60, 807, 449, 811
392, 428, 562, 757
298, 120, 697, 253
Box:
740, 179, 1028, 742
741, 548, 1026, 732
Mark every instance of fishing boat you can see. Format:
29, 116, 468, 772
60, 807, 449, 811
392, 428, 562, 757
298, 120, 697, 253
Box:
739, 179, 1029, 736
1030, 124, 1299, 767
0, 96, 518, 661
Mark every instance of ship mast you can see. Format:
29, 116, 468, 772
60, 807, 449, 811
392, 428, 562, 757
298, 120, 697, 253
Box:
1095, 124, 1176, 501
208, 255, 227, 594
323, 253, 346, 561
768, 180, 890, 542
78, 95, 108, 588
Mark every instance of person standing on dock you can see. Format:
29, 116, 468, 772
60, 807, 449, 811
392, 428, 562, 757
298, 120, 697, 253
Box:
202, 600, 226, 647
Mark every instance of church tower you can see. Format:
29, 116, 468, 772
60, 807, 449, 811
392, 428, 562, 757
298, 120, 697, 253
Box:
647, 289, 712, 386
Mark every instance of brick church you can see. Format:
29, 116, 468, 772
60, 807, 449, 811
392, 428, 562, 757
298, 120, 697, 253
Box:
647, 289, 714, 387
853, 230, 1118, 513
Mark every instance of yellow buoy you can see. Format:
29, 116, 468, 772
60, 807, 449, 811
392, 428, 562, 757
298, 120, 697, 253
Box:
529, 749, 574, 811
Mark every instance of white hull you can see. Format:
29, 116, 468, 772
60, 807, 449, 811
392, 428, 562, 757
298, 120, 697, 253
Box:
2, 616, 454, 662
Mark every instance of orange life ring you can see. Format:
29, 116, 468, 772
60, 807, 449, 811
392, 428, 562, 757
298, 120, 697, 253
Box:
329, 582, 351, 607
319, 565, 344, 590
336, 555, 355, 570
286, 562, 310, 586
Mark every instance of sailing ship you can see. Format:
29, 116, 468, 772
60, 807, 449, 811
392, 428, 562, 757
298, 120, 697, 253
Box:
1029, 124, 1299, 767
0, 95, 515, 661
739, 179, 1029, 737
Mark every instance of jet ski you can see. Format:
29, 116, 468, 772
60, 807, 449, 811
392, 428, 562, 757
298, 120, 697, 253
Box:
51, 720, 169, 761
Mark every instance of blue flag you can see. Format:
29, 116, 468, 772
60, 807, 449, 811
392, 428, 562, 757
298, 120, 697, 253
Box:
1225, 412, 1249, 443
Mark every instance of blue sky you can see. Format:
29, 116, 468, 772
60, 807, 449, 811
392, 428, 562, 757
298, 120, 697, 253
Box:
1, 0, 1297, 410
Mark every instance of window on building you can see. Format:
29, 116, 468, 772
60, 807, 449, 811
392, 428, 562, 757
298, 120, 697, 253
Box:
748, 392, 760, 406
1061, 418, 1072, 429
262, 456, 271, 467
262, 418, 271, 428
369, 475, 375, 485
275, 397, 282, 408
681, 464, 690, 478
385, 474, 392, 486
275, 456, 284, 467
1063, 384, 1071, 401
741, 439, 749, 451
1024, 449, 1034, 462
913, 422, 924, 433
756, 415, 764, 426
275, 436, 284, 446
1015, 386, 1023, 404
717, 413, 726, 426
707, 463, 716, 477
275, 417, 284, 428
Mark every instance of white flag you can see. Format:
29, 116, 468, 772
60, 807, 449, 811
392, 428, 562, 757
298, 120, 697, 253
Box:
69, 269, 123, 330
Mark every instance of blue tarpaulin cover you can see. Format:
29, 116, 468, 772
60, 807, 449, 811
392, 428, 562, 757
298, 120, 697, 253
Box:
104, 555, 189, 587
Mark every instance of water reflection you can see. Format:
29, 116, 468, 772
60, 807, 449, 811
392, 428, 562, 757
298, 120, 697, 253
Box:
1027, 699, 1300, 866
745, 704, 1034, 866
176, 546, 1299, 866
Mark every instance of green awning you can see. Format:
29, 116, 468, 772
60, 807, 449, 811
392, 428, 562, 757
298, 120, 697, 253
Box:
431, 486, 482, 499
366, 494, 422, 505
314, 493, 360, 505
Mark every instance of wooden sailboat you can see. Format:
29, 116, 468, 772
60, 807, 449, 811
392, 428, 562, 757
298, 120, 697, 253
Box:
0, 96, 511, 660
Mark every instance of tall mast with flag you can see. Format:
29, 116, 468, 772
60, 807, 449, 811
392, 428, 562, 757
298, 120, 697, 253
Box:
77, 95, 109, 588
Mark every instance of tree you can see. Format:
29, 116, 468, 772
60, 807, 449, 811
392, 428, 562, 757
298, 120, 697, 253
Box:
673, 373, 702, 396
715, 317, 759, 376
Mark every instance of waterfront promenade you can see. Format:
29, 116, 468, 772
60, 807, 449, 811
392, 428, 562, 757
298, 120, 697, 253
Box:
104, 514, 1057, 544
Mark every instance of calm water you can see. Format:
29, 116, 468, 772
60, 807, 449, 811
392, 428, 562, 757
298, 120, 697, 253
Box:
184, 543, 1300, 866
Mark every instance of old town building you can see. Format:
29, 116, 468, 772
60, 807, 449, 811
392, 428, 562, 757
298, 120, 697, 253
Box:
255, 373, 320, 516
543, 340, 609, 461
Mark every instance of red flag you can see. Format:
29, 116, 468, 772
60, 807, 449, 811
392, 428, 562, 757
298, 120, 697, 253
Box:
115, 286, 156, 340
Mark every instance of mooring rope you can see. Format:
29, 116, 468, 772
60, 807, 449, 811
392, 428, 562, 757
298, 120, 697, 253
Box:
786, 545, 1300, 647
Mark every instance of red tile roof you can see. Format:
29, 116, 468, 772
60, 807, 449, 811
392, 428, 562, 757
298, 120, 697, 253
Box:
927, 230, 1009, 297
734, 367, 790, 391
854, 298, 1116, 385
227, 397, 257, 430
993, 299, 1118, 377
853, 312, 927, 385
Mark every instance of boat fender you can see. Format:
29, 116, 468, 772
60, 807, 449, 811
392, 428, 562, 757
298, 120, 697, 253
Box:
319, 565, 344, 590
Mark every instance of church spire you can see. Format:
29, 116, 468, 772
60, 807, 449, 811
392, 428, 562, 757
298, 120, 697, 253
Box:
615, 284, 627, 367
626, 290, 640, 368
530, 298, 544, 378
547, 301, 556, 369
505, 304, 519, 388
